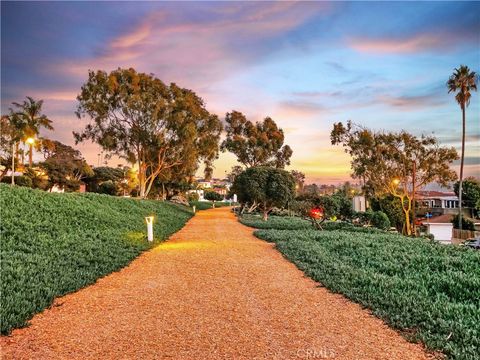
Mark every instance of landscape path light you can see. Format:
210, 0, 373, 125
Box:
145, 215, 154, 242
192, 205, 196, 214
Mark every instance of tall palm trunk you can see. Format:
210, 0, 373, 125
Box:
458, 104, 466, 231
28, 143, 33, 167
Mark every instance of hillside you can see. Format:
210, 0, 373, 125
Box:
0, 185, 192, 334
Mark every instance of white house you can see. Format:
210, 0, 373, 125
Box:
417, 191, 459, 213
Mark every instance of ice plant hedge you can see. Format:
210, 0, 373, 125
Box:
240, 215, 385, 233
254, 228, 480, 360
0, 184, 192, 334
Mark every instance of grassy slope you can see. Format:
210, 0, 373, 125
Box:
0, 185, 192, 334
241, 215, 480, 360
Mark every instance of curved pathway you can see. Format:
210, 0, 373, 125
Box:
1, 207, 431, 359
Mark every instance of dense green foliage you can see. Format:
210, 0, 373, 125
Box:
451, 214, 475, 231
454, 177, 480, 218
84, 166, 128, 195
370, 210, 391, 230
221, 111, 292, 168
40, 140, 93, 191
0, 184, 192, 334
331, 121, 458, 235
240, 214, 385, 234
75, 68, 222, 198
232, 166, 295, 220
254, 228, 480, 360
204, 190, 224, 202
1, 175, 32, 188
370, 194, 405, 230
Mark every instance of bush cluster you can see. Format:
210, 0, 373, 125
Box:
0, 184, 192, 334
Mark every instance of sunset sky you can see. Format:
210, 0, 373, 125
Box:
2, 1, 479, 184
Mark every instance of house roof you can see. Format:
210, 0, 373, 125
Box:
417, 190, 456, 198
424, 214, 453, 224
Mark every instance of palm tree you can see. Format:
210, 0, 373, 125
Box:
447, 65, 478, 231
12, 97, 54, 167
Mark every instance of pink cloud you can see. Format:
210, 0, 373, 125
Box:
349, 33, 451, 54
275, 100, 330, 118
377, 94, 445, 109
50, 3, 332, 89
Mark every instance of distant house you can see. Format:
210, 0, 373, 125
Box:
213, 187, 228, 196
195, 177, 231, 193
197, 180, 212, 189
417, 190, 460, 216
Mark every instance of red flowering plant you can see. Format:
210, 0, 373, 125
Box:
294, 194, 340, 230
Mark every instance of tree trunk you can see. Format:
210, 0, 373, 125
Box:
458, 105, 466, 231
399, 195, 412, 236
412, 161, 416, 236
138, 160, 146, 198
404, 209, 411, 236
28, 143, 33, 167
263, 210, 268, 221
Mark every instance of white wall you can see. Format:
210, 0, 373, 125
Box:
427, 223, 452, 242
352, 196, 366, 212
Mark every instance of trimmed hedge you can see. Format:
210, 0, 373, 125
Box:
254, 228, 480, 360
0, 184, 192, 334
239, 214, 384, 233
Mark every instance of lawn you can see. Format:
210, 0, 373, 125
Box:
189, 200, 232, 211
0, 184, 192, 334
243, 216, 480, 360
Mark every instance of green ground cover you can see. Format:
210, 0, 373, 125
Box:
239, 214, 384, 233
0, 184, 192, 334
